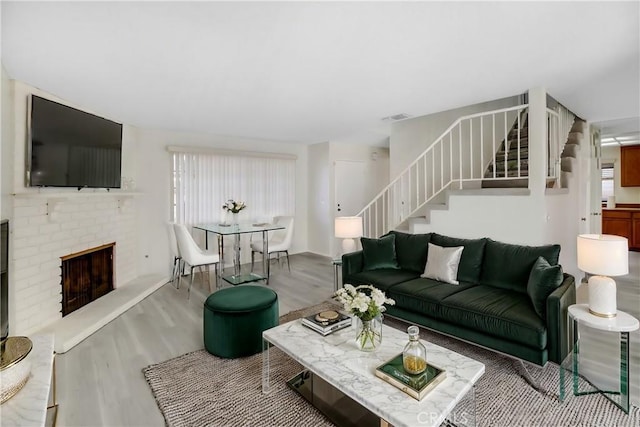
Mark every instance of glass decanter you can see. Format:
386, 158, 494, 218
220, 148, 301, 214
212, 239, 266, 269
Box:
402, 325, 427, 374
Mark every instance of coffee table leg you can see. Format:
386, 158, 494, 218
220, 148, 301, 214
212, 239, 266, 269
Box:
262, 336, 271, 394
445, 385, 475, 427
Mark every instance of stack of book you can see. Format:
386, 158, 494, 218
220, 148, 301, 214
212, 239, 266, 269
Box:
301, 310, 352, 336
375, 354, 446, 400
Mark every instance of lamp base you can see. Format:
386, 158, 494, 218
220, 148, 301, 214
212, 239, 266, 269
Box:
588, 275, 617, 318
341, 238, 356, 255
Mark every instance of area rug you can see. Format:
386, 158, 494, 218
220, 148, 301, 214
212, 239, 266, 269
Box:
144, 302, 639, 427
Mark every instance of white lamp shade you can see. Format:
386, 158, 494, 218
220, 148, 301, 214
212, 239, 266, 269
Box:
577, 234, 629, 277
335, 217, 363, 238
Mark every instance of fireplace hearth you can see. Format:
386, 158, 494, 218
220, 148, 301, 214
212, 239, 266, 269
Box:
61, 243, 115, 316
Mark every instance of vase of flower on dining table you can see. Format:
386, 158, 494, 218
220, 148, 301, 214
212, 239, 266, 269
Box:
222, 199, 246, 226
334, 284, 395, 352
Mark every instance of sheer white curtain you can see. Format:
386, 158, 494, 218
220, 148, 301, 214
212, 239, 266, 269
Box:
170, 150, 296, 227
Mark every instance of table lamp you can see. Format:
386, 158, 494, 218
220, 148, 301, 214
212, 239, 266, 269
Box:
335, 216, 362, 255
577, 234, 628, 318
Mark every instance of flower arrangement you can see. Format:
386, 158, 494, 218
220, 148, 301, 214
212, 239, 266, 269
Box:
335, 284, 395, 351
222, 199, 246, 213
335, 284, 395, 321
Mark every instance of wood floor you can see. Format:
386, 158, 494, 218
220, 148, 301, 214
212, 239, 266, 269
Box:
54, 252, 335, 427
53, 251, 640, 426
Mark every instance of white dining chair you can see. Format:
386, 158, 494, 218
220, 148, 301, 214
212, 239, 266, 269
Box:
250, 216, 294, 277
173, 223, 220, 299
167, 222, 182, 288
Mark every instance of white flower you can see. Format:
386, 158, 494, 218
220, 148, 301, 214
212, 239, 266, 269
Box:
333, 283, 395, 321
351, 293, 370, 313
222, 199, 247, 213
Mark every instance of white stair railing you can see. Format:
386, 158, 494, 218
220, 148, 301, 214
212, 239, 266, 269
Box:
547, 104, 576, 181
357, 104, 529, 238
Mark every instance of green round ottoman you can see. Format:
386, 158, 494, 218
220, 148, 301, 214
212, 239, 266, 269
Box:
203, 285, 279, 358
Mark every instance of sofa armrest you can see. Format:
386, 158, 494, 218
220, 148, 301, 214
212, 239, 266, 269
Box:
342, 251, 364, 284
546, 273, 576, 364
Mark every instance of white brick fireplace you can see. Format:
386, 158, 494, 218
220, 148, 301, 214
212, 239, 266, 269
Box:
10, 193, 138, 335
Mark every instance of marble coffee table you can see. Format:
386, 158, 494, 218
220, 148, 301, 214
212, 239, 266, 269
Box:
262, 319, 484, 427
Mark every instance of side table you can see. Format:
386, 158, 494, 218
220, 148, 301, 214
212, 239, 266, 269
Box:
331, 258, 342, 292
559, 304, 639, 413
2, 334, 57, 425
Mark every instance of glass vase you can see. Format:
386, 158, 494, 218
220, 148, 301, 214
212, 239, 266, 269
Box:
355, 315, 382, 351
232, 212, 239, 225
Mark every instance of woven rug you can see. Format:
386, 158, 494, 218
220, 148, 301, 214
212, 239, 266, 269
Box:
144, 303, 640, 427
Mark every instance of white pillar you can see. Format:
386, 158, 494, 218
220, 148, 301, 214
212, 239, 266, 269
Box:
527, 87, 547, 196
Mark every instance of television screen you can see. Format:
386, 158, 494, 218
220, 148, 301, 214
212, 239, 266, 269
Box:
28, 95, 123, 188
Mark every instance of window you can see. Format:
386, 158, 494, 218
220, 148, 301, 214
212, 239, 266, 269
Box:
170, 149, 296, 225
601, 162, 614, 202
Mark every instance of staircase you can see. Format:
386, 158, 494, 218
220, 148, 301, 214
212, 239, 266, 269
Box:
356, 101, 584, 239
559, 118, 586, 188
482, 110, 529, 188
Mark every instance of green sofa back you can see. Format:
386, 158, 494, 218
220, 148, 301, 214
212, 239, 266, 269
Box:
480, 239, 561, 293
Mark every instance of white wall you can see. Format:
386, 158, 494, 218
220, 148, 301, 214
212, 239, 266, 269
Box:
601, 145, 640, 204
1, 66, 14, 220
307, 142, 330, 256
134, 128, 309, 276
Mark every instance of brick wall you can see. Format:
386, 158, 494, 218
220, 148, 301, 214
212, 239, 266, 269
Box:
10, 194, 138, 334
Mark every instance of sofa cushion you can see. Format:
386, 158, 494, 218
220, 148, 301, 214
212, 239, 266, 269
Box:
387, 278, 476, 313
481, 239, 561, 293
527, 256, 564, 318
440, 286, 547, 350
430, 234, 487, 284
361, 234, 400, 271
344, 269, 420, 292
386, 231, 431, 273
421, 243, 464, 285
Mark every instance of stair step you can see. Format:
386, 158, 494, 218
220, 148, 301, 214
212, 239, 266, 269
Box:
485, 168, 529, 178
494, 149, 529, 161
567, 132, 583, 145
561, 170, 572, 188
561, 157, 575, 173
491, 171, 529, 178
562, 143, 579, 158
481, 178, 528, 189
506, 138, 529, 148
570, 119, 587, 133
508, 127, 528, 139
487, 159, 528, 171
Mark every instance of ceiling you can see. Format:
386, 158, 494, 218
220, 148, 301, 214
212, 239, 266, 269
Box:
2, 2, 639, 147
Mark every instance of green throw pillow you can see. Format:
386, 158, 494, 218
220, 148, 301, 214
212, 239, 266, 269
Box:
526, 256, 563, 318
361, 234, 400, 271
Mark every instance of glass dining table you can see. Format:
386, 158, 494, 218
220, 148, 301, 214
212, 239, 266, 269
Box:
193, 222, 285, 285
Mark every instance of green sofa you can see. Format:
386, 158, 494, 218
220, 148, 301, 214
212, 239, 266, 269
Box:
342, 231, 575, 366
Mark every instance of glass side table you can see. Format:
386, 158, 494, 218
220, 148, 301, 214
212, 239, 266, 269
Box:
331, 258, 342, 292
559, 304, 639, 413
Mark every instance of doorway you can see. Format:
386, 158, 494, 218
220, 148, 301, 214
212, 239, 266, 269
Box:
334, 160, 367, 255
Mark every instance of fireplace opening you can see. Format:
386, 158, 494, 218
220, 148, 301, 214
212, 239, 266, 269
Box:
61, 243, 115, 316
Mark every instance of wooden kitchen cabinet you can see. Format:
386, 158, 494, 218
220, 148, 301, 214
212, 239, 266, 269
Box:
621, 145, 640, 187
602, 209, 640, 251
633, 212, 640, 250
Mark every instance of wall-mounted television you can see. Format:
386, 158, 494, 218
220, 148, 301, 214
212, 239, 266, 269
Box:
27, 95, 123, 189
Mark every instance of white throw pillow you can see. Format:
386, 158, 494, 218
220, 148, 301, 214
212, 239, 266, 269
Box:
421, 243, 464, 285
